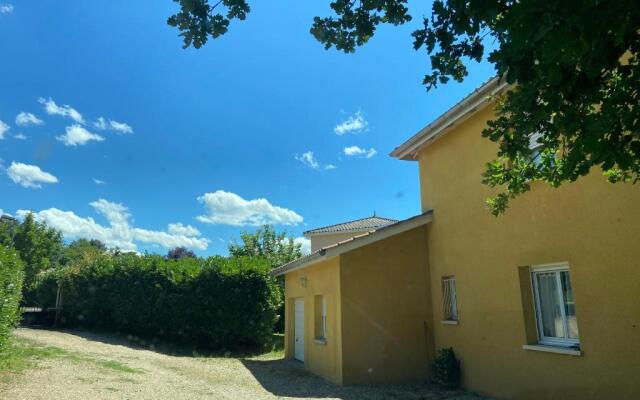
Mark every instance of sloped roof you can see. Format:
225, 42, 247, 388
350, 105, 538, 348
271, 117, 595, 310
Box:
272, 211, 432, 276
303, 215, 398, 236
390, 76, 509, 161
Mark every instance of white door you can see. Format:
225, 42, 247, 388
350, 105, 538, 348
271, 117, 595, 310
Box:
294, 298, 304, 362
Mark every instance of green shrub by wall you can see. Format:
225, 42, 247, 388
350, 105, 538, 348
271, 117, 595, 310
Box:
0, 245, 24, 352
432, 347, 461, 387
42, 253, 280, 351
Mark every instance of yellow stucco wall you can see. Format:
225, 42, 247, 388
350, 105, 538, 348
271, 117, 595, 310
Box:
284, 257, 343, 384
417, 105, 640, 399
340, 225, 434, 384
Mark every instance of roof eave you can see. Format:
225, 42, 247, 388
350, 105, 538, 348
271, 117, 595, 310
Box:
390, 77, 509, 161
270, 249, 331, 277
303, 227, 395, 238
271, 211, 433, 277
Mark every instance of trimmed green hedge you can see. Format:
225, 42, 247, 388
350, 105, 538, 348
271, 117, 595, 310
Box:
42, 253, 281, 351
0, 245, 24, 352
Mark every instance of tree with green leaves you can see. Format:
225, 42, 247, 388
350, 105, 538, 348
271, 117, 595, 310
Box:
168, 0, 640, 214
0, 244, 24, 352
167, 246, 197, 260
12, 213, 64, 289
228, 225, 301, 333
0, 215, 19, 248
62, 239, 107, 264
228, 225, 302, 269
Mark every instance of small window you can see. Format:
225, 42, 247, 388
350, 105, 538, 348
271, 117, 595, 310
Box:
531, 264, 579, 348
314, 295, 327, 339
321, 297, 327, 338
442, 277, 458, 321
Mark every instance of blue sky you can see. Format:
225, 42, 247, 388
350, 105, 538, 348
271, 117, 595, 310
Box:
0, 1, 494, 256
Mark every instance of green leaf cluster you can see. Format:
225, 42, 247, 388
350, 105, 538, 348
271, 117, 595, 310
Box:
2, 213, 63, 291
167, 0, 249, 48
228, 225, 302, 333
432, 347, 461, 388
0, 245, 24, 353
228, 225, 303, 269
310, 0, 412, 53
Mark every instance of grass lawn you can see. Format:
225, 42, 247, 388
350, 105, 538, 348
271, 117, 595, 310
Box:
0, 336, 142, 382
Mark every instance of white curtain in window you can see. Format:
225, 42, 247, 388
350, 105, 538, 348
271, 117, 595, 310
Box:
536, 272, 564, 338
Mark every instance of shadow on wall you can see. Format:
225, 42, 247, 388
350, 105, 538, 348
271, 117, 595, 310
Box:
240, 358, 487, 400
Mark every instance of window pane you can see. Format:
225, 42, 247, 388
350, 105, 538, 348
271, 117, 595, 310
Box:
442, 278, 458, 321
536, 272, 564, 339
560, 271, 579, 340
450, 282, 458, 320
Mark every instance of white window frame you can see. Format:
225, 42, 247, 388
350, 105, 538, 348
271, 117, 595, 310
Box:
442, 277, 458, 322
530, 262, 579, 348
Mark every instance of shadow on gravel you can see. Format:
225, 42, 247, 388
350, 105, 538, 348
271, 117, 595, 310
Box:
241, 358, 487, 400
31, 328, 282, 359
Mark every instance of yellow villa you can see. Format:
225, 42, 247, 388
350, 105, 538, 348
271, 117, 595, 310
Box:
272, 77, 640, 400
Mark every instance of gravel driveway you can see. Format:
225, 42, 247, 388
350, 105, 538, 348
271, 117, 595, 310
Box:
0, 328, 486, 400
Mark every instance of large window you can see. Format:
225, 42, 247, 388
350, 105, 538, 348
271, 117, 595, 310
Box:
441, 277, 458, 322
531, 264, 579, 347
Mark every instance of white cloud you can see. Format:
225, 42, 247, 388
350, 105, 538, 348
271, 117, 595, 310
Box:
343, 145, 377, 158
7, 162, 58, 189
295, 151, 336, 171
38, 97, 84, 124
93, 117, 107, 130
15, 112, 43, 126
109, 120, 133, 134
0, 4, 13, 13
18, 199, 209, 252
90, 199, 129, 226
93, 178, 106, 185
57, 124, 104, 146
0, 120, 9, 139
19, 207, 125, 247
167, 222, 201, 237
334, 110, 368, 135
295, 151, 320, 170
133, 228, 208, 251
14, 133, 27, 140
294, 237, 311, 255
197, 190, 303, 226
94, 117, 133, 134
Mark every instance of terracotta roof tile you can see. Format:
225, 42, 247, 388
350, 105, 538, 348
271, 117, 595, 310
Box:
303, 215, 398, 236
